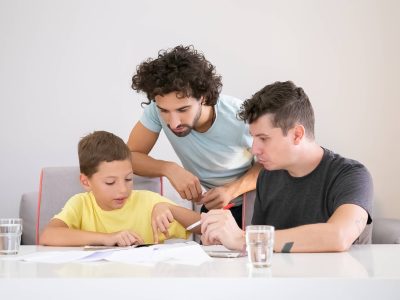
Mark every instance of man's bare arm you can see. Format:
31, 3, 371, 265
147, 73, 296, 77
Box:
128, 121, 202, 200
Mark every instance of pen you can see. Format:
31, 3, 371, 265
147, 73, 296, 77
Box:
185, 203, 235, 231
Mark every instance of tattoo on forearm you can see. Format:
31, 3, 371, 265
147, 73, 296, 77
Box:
281, 242, 294, 253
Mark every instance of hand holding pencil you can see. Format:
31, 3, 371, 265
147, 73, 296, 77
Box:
200, 207, 245, 250
186, 203, 235, 231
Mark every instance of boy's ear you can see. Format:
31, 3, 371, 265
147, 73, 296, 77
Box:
80, 174, 91, 191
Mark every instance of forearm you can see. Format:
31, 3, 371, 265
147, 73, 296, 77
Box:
274, 223, 352, 253
39, 227, 107, 246
131, 152, 177, 178
170, 205, 201, 234
221, 223, 350, 252
225, 162, 263, 199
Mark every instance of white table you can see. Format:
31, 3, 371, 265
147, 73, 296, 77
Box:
1, 244, 400, 300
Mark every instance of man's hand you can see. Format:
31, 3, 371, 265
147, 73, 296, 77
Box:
200, 210, 245, 251
167, 164, 203, 202
151, 202, 175, 243
201, 186, 234, 209
104, 231, 144, 247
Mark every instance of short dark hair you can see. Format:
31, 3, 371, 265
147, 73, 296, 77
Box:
78, 131, 131, 178
131, 45, 222, 106
238, 81, 315, 139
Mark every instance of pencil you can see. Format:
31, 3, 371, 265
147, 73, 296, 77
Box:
185, 203, 235, 231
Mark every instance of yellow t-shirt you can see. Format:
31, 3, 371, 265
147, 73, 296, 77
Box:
53, 190, 189, 244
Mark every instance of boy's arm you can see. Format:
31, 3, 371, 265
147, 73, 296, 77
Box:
39, 218, 144, 246
169, 204, 201, 232
151, 203, 201, 243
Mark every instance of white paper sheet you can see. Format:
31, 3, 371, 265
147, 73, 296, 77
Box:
15, 242, 212, 265
107, 242, 212, 265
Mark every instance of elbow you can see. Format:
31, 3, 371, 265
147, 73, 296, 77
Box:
38, 231, 51, 246
38, 236, 46, 246
330, 229, 353, 252
38, 234, 46, 246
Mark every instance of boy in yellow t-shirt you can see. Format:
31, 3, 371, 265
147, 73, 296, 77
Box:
39, 131, 200, 246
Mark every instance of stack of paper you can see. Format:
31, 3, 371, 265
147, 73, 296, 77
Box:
15, 242, 212, 265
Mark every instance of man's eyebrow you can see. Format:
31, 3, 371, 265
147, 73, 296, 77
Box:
250, 132, 269, 137
156, 105, 191, 111
156, 105, 167, 110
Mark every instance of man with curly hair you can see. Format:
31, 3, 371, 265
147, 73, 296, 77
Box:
128, 45, 262, 228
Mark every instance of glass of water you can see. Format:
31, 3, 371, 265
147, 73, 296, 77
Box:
0, 218, 23, 255
245, 225, 274, 267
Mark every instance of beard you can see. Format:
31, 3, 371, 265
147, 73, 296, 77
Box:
167, 105, 202, 137
168, 124, 193, 137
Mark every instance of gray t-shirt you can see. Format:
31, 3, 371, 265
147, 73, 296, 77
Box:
252, 148, 373, 243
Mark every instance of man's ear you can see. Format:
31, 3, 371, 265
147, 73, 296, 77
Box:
200, 96, 205, 105
80, 174, 91, 191
293, 124, 305, 145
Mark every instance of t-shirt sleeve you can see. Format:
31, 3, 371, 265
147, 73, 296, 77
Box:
330, 164, 373, 223
53, 194, 83, 229
241, 123, 253, 149
140, 102, 163, 133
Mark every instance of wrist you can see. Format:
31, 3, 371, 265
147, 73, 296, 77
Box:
167, 203, 176, 215
233, 231, 246, 251
161, 161, 179, 178
96, 232, 109, 246
224, 182, 240, 200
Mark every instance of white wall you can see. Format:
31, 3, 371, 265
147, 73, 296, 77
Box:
0, 0, 399, 219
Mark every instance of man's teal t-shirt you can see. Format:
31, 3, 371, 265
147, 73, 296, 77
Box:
140, 94, 254, 203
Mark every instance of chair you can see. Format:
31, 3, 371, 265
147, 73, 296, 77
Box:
19, 166, 192, 245
242, 190, 256, 228
372, 218, 400, 244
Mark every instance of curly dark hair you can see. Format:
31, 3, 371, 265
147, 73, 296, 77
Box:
131, 45, 222, 106
238, 81, 315, 139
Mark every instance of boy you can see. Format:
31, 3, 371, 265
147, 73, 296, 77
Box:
39, 131, 200, 246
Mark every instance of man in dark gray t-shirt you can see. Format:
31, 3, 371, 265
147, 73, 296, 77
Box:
253, 147, 373, 244
200, 81, 373, 253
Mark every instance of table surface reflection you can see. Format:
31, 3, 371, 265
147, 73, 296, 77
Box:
1, 244, 400, 299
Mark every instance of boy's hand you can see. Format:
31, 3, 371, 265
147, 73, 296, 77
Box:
151, 202, 175, 243
105, 230, 144, 247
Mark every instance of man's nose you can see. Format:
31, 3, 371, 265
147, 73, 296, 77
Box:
251, 140, 260, 155
168, 113, 181, 129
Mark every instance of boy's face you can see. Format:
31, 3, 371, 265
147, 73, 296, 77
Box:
155, 92, 203, 137
250, 114, 297, 171
80, 159, 134, 211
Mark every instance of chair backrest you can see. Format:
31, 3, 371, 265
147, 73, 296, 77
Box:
35, 166, 192, 244
372, 218, 400, 244
242, 190, 256, 228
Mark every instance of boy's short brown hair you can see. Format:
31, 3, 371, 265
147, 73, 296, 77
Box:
78, 131, 131, 177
